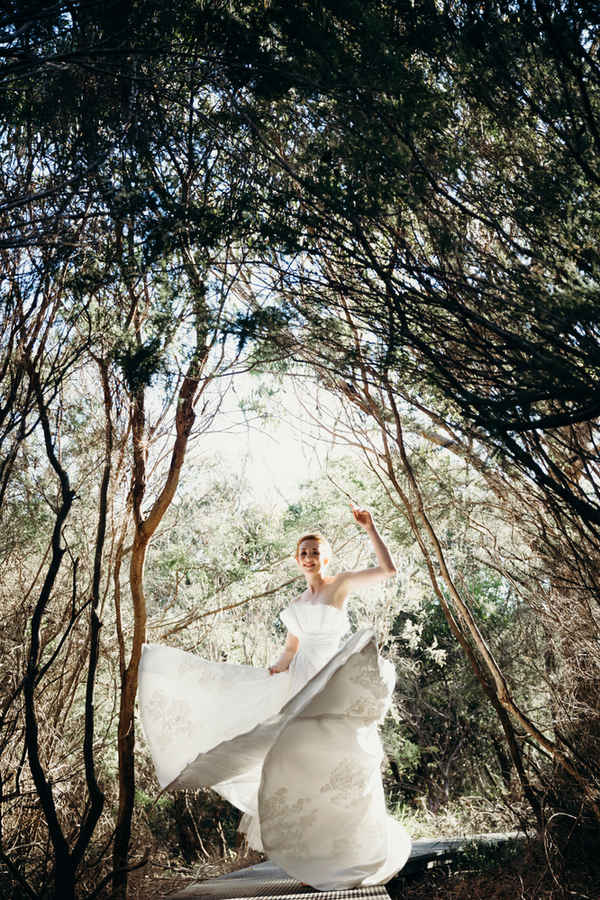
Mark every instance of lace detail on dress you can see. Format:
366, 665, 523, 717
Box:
144, 688, 195, 748
319, 758, 371, 807
343, 647, 394, 721
261, 786, 307, 821
345, 696, 387, 719
346, 650, 386, 693
260, 787, 318, 857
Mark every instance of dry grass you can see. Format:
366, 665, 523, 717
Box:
128, 848, 265, 900
391, 835, 600, 900
389, 795, 527, 840
128, 811, 600, 900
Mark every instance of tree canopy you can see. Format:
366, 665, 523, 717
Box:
1, 1, 600, 897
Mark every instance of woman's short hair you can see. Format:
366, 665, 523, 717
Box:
295, 532, 332, 560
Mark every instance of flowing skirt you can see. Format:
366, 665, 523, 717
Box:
138, 629, 411, 889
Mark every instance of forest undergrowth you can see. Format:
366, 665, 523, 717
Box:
126, 792, 542, 900
128, 819, 600, 900
390, 830, 600, 900
125, 784, 600, 900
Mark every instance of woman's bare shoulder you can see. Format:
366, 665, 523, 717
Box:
327, 573, 350, 608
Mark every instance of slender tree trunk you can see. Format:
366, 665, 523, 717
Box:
112, 336, 207, 898
377, 413, 544, 825
320, 305, 595, 819
112, 530, 149, 900
23, 368, 76, 898
112, 377, 148, 900
381, 377, 600, 818
72, 360, 110, 870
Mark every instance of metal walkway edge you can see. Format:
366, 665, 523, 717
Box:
169, 832, 523, 899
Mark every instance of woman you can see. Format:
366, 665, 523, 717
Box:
139, 507, 411, 889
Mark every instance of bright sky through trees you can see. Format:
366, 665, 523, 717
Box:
195, 374, 347, 505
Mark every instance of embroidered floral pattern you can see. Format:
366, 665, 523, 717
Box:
319, 757, 371, 806
139, 611, 412, 889
346, 650, 388, 698
260, 787, 318, 857
344, 696, 387, 720
261, 786, 307, 821
143, 688, 194, 749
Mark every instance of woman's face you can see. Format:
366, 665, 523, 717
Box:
296, 539, 328, 574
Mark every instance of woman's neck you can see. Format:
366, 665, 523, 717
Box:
305, 572, 325, 594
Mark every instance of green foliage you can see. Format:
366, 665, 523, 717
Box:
382, 727, 423, 780
3, 2, 600, 894
451, 835, 524, 874
226, 307, 293, 352
114, 334, 167, 392
386, 568, 540, 809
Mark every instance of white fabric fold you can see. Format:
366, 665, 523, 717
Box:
138, 601, 411, 889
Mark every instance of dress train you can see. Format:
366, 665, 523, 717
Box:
139, 601, 411, 889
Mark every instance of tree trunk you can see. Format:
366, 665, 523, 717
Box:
53, 854, 77, 900
112, 530, 148, 900
112, 335, 207, 897
23, 368, 77, 898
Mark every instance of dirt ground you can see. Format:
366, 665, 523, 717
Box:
128, 850, 264, 900
129, 842, 600, 900
390, 839, 600, 900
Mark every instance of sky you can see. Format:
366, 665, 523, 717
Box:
189, 372, 343, 506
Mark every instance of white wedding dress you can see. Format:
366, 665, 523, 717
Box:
138, 601, 412, 889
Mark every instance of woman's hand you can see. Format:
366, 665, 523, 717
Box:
268, 661, 288, 675
268, 646, 295, 675
269, 633, 298, 674
351, 505, 374, 530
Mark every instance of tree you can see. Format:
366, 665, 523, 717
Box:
213, 0, 600, 829
216, 0, 600, 531
4, 0, 600, 891
1, 3, 274, 894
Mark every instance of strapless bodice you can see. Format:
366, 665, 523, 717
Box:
280, 601, 349, 682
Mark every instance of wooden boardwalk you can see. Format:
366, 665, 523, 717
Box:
169, 833, 521, 900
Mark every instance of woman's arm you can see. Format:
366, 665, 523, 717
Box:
355, 508, 396, 575
268, 631, 299, 675
333, 508, 397, 602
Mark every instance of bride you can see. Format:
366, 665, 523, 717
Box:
139, 507, 412, 889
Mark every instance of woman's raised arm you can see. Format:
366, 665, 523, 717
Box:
352, 507, 396, 575
333, 507, 397, 600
